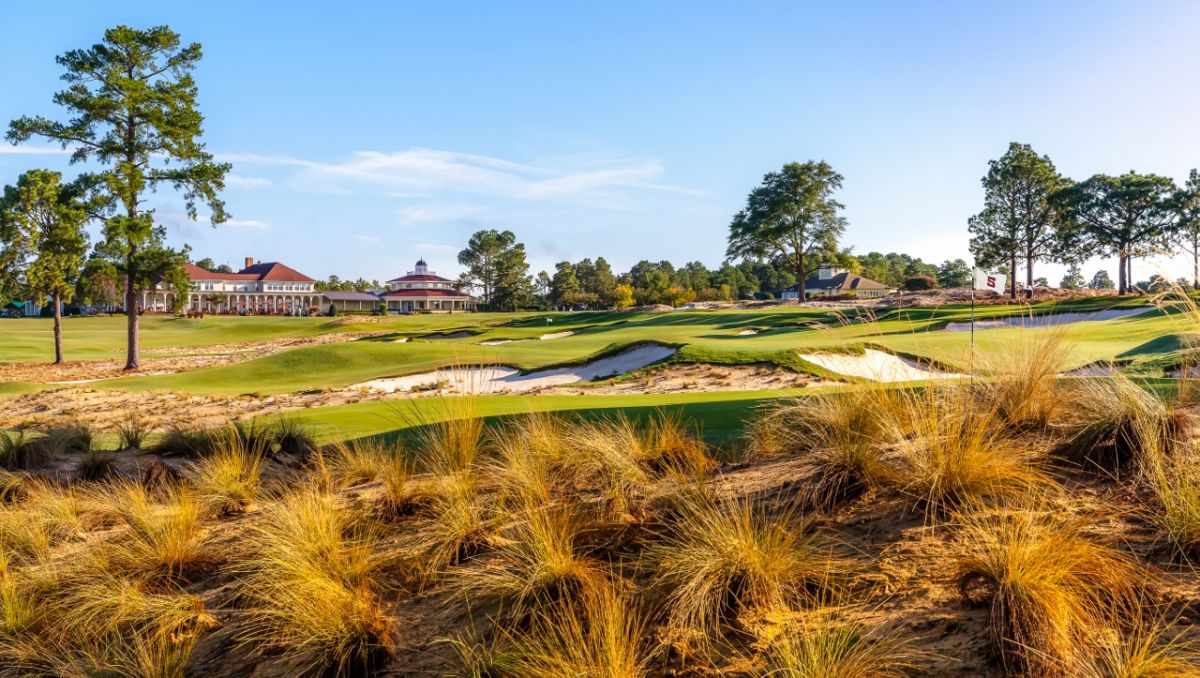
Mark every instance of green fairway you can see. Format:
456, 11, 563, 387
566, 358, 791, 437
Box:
260, 388, 806, 446
80, 298, 1191, 396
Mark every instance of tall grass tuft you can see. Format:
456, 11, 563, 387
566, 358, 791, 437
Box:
954, 507, 1143, 675
411, 396, 485, 476
154, 425, 219, 458
1056, 375, 1186, 475
1077, 618, 1200, 678
976, 328, 1070, 431
0, 431, 47, 471
755, 388, 902, 510
189, 429, 265, 516
318, 438, 392, 487
36, 422, 93, 456
273, 417, 317, 458
457, 503, 606, 617
496, 585, 650, 678
93, 481, 209, 584
1144, 443, 1200, 558
647, 494, 844, 642
239, 487, 395, 674
565, 417, 651, 517
896, 385, 1052, 515
117, 411, 150, 450
421, 474, 492, 569
766, 618, 917, 678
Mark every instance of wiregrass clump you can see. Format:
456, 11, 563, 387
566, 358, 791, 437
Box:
91, 481, 210, 584
766, 618, 917, 678
954, 507, 1143, 675
1056, 375, 1188, 475
189, 431, 265, 516
494, 585, 650, 678
895, 384, 1052, 515
239, 487, 396, 674
457, 502, 606, 617
754, 388, 902, 509
647, 494, 844, 643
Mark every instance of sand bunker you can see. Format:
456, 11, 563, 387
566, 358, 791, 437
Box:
479, 339, 514, 346
736, 328, 760, 336
799, 349, 961, 382
944, 307, 1151, 332
540, 330, 575, 340
356, 344, 676, 394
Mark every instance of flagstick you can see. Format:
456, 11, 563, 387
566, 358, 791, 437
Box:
970, 266, 976, 380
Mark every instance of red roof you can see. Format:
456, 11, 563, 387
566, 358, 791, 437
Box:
381, 288, 473, 298
185, 261, 316, 283
386, 273, 453, 283
239, 262, 316, 283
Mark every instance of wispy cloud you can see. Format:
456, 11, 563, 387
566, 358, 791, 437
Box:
225, 173, 272, 188
355, 234, 383, 244
395, 203, 485, 225
224, 147, 700, 201
224, 218, 272, 230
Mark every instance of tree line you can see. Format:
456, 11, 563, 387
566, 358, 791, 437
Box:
969, 142, 1200, 297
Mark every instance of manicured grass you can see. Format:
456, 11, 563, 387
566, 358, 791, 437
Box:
259, 389, 806, 446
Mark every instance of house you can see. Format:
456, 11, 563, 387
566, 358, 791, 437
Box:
781, 264, 894, 300
380, 259, 476, 313
144, 257, 321, 314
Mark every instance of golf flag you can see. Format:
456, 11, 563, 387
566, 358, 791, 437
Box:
974, 270, 1006, 293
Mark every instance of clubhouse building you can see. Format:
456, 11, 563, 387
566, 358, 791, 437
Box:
139, 256, 476, 315
380, 259, 476, 312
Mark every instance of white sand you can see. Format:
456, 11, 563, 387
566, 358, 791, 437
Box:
944, 307, 1152, 332
736, 329, 759, 336
540, 330, 575, 340
798, 349, 962, 382
355, 344, 677, 394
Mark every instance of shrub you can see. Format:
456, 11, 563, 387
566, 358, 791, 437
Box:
647, 494, 844, 642
955, 508, 1143, 675
903, 275, 936, 291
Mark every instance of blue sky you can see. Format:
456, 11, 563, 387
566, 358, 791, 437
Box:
3, 1, 1200, 284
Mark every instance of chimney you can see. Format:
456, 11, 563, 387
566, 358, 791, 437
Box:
244, 256, 253, 269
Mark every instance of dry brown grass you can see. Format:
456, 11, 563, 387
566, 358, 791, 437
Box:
91, 481, 210, 584
896, 385, 1054, 515
494, 584, 650, 678
188, 430, 265, 516
239, 486, 397, 675
1056, 375, 1186, 475
457, 502, 607, 617
765, 615, 918, 678
954, 506, 1144, 675
976, 328, 1071, 431
647, 493, 844, 643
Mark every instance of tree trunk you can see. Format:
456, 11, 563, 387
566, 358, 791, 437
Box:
795, 252, 806, 301
52, 293, 63, 364
1117, 253, 1127, 295
1009, 254, 1018, 299
1127, 257, 1134, 293
1026, 255, 1034, 289
1193, 250, 1198, 291
125, 264, 139, 370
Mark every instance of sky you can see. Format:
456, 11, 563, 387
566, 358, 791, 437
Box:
2, 0, 1200, 285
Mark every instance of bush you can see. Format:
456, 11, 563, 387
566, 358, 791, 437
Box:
902, 275, 937, 291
